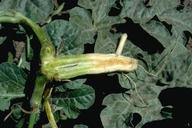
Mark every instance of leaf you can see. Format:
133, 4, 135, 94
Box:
69, 0, 125, 46
78, 0, 125, 28
141, 20, 171, 47
0, 0, 54, 23
101, 85, 164, 128
120, 0, 154, 23
43, 20, 84, 55
120, 0, 179, 24
11, 105, 23, 121
120, 0, 191, 50
56, 79, 87, 91
69, 7, 96, 45
159, 8, 192, 33
0, 36, 6, 45
94, 30, 144, 57
0, 62, 27, 111
74, 124, 88, 128
52, 84, 95, 119
159, 51, 192, 87
94, 31, 119, 53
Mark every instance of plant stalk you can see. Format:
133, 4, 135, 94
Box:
28, 75, 47, 128
41, 53, 138, 80
44, 99, 58, 128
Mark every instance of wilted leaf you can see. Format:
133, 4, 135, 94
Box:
0, 62, 27, 111
18, 47, 30, 70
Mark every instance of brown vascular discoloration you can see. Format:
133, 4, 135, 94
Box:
94, 55, 138, 72
96, 57, 135, 67
41, 53, 138, 80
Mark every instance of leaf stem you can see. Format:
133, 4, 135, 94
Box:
44, 99, 58, 128
43, 88, 58, 128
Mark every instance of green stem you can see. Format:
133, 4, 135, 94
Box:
28, 75, 47, 128
43, 88, 58, 128
0, 11, 55, 61
42, 53, 138, 80
44, 99, 58, 128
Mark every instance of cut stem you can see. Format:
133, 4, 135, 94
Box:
116, 33, 128, 55
41, 53, 138, 80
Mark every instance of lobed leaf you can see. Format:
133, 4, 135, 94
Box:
159, 51, 192, 87
101, 85, 164, 128
0, 62, 27, 111
52, 84, 95, 119
68, 0, 125, 51
44, 20, 84, 55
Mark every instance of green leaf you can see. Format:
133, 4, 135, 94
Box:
151, 40, 188, 76
0, 0, 54, 23
159, 51, 192, 87
120, 0, 191, 50
120, 0, 154, 23
0, 62, 27, 111
120, 0, 179, 24
141, 20, 171, 47
69, 7, 96, 45
63, 79, 87, 90
78, 0, 125, 28
69, 0, 125, 47
44, 20, 84, 55
16, 118, 25, 128
74, 124, 88, 128
101, 85, 164, 128
56, 79, 87, 91
52, 84, 95, 119
94, 31, 119, 53
159, 8, 192, 33
11, 105, 23, 121
0, 36, 6, 45
94, 31, 144, 57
